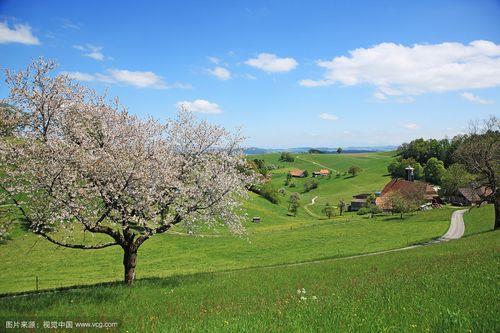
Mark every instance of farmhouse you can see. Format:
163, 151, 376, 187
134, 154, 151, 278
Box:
376, 166, 440, 210
312, 169, 330, 177
289, 169, 306, 178
449, 186, 492, 206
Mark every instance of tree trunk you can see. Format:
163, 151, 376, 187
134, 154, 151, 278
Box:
495, 192, 500, 230
123, 247, 138, 286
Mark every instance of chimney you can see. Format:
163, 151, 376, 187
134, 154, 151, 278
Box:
405, 166, 414, 182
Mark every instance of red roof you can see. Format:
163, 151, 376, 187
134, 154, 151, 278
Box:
376, 178, 433, 209
289, 169, 305, 177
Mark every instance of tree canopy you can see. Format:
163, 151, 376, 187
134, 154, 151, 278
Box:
0, 58, 255, 285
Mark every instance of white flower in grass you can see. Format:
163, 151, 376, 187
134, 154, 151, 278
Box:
300, 296, 307, 301
312, 295, 317, 300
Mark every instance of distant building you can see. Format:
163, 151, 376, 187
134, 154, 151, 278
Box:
312, 169, 330, 177
348, 193, 372, 211
289, 169, 306, 178
449, 186, 492, 206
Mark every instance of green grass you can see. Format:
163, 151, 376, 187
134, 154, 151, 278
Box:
0, 151, 497, 331
1, 230, 497, 332
0, 203, 452, 294
463, 204, 495, 236
0, 151, 456, 294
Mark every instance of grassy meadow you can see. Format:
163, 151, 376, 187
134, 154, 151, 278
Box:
0, 207, 497, 332
0, 152, 457, 294
0, 152, 498, 332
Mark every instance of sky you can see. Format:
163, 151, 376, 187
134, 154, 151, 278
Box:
0, 0, 499, 148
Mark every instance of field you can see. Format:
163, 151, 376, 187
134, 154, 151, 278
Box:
0, 152, 498, 332
0, 152, 456, 294
0, 205, 497, 332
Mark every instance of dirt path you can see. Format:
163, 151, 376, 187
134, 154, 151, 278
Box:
295, 156, 338, 173
303, 196, 322, 218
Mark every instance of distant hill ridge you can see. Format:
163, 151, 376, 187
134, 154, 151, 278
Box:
244, 146, 398, 155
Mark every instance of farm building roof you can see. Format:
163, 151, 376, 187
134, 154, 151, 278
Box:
457, 186, 493, 203
376, 178, 437, 209
289, 169, 305, 177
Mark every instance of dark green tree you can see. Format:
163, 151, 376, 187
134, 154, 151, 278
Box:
424, 157, 446, 185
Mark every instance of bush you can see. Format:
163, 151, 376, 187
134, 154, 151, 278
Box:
279, 152, 294, 162
249, 184, 280, 204
303, 179, 318, 192
357, 207, 371, 215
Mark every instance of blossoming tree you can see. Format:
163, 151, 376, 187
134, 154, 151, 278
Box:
0, 58, 254, 285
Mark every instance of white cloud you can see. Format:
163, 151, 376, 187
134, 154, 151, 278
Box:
403, 123, 419, 130
300, 40, 500, 98
207, 66, 231, 80
373, 91, 387, 100
0, 21, 40, 45
207, 56, 220, 64
61, 71, 95, 82
461, 92, 494, 105
245, 53, 298, 73
107, 69, 165, 88
73, 44, 107, 61
63, 69, 190, 89
319, 113, 339, 121
176, 99, 222, 114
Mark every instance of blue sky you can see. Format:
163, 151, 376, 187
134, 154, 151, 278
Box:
1, 0, 499, 148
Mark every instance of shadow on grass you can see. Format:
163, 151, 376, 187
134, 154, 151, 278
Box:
0, 272, 214, 299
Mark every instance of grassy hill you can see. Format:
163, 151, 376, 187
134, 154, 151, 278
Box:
0, 151, 460, 294
1, 206, 497, 332
0, 152, 497, 331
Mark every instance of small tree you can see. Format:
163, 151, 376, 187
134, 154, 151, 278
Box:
303, 179, 318, 192
322, 203, 333, 219
368, 204, 382, 218
424, 157, 446, 185
279, 152, 294, 162
337, 147, 343, 154
0, 59, 254, 285
288, 192, 301, 216
347, 166, 362, 177
384, 192, 419, 219
338, 199, 346, 216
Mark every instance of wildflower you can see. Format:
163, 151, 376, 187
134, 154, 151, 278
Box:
312, 295, 317, 300
300, 296, 307, 301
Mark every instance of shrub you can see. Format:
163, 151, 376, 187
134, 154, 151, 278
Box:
279, 152, 294, 162
357, 207, 371, 215
249, 184, 280, 204
303, 179, 318, 192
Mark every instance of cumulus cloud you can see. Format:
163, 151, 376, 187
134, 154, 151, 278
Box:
176, 99, 222, 114
63, 69, 190, 89
319, 113, 339, 121
300, 40, 500, 99
245, 53, 298, 73
403, 123, 419, 130
461, 92, 494, 105
73, 44, 108, 61
206, 66, 231, 80
0, 21, 40, 45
